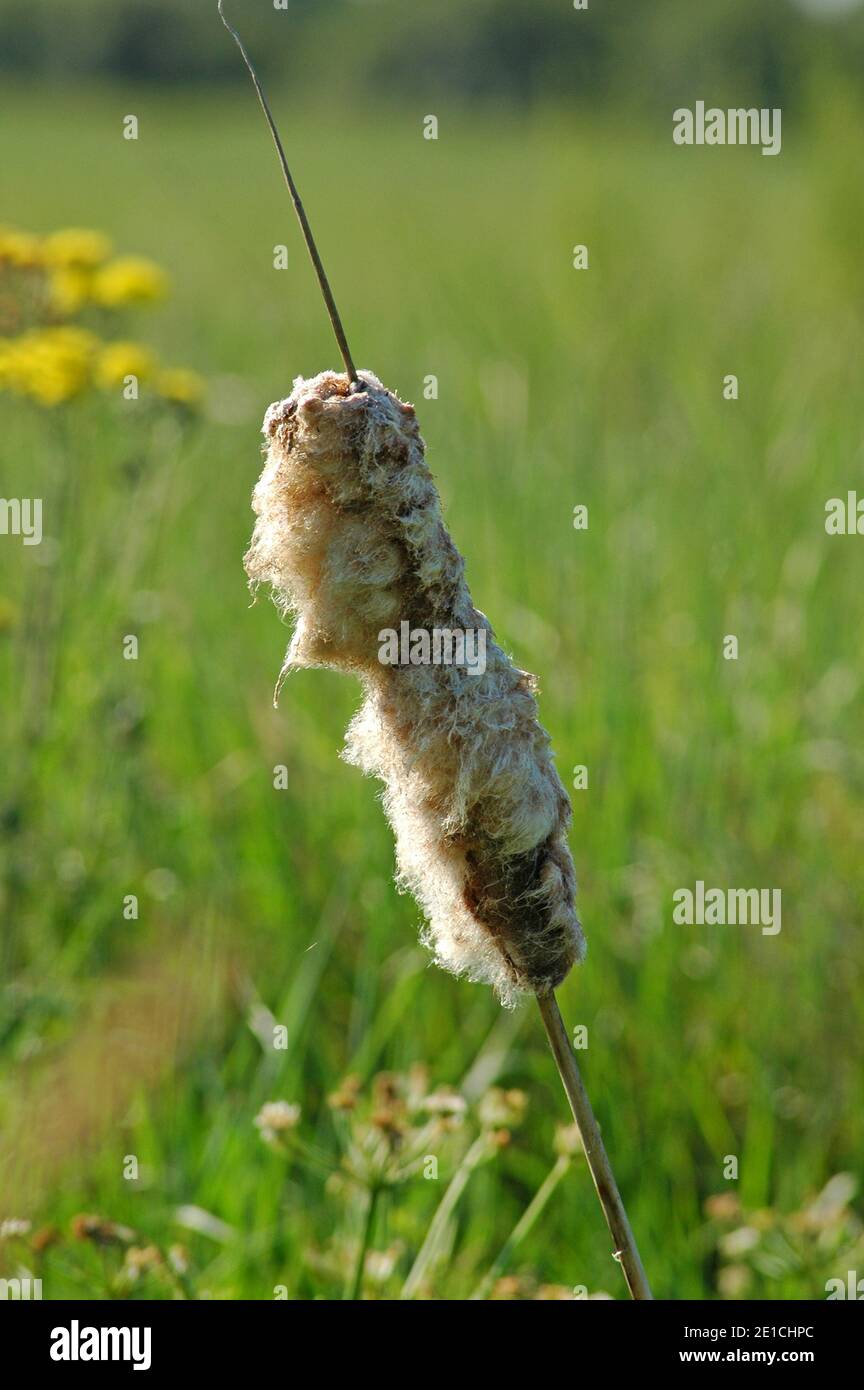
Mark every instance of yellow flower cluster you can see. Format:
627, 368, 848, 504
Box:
1, 224, 169, 310
0, 329, 204, 408
49, 253, 169, 315
0, 327, 97, 406
93, 340, 205, 405
89, 256, 169, 308
0, 224, 203, 410
41, 228, 113, 268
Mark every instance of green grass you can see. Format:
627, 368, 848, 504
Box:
1, 82, 863, 1300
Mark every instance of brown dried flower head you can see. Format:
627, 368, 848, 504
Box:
245, 370, 586, 1005
71, 1213, 135, 1247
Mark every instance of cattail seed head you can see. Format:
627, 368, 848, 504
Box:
245, 370, 586, 1005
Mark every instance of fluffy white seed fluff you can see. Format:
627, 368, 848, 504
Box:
245, 369, 586, 1005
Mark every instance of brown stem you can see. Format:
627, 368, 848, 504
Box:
536, 990, 653, 1300
217, 0, 358, 383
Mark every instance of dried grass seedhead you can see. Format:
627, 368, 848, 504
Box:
246, 370, 586, 1004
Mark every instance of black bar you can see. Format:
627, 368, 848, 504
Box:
5, 1296, 860, 1375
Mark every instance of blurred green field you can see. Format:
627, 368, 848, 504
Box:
1, 79, 863, 1300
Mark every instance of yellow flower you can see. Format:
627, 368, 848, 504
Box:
41, 228, 112, 269
49, 266, 94, 315
0, 222, 202, 412
0, 226, 42, 268
95, 341, 158, 389
3, 327, 98, 406
156, 367, 205, 408
91, 256, 168, 308
30, 328, 99, 405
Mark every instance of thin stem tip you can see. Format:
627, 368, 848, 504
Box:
217, 0, 358, 383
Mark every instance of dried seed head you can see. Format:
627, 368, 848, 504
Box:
254, 1100, 301, 1145
245, 370, 586, 1005
70, 1214, 136, 1247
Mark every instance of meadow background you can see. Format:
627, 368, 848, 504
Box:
1, 0, 863, 1300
